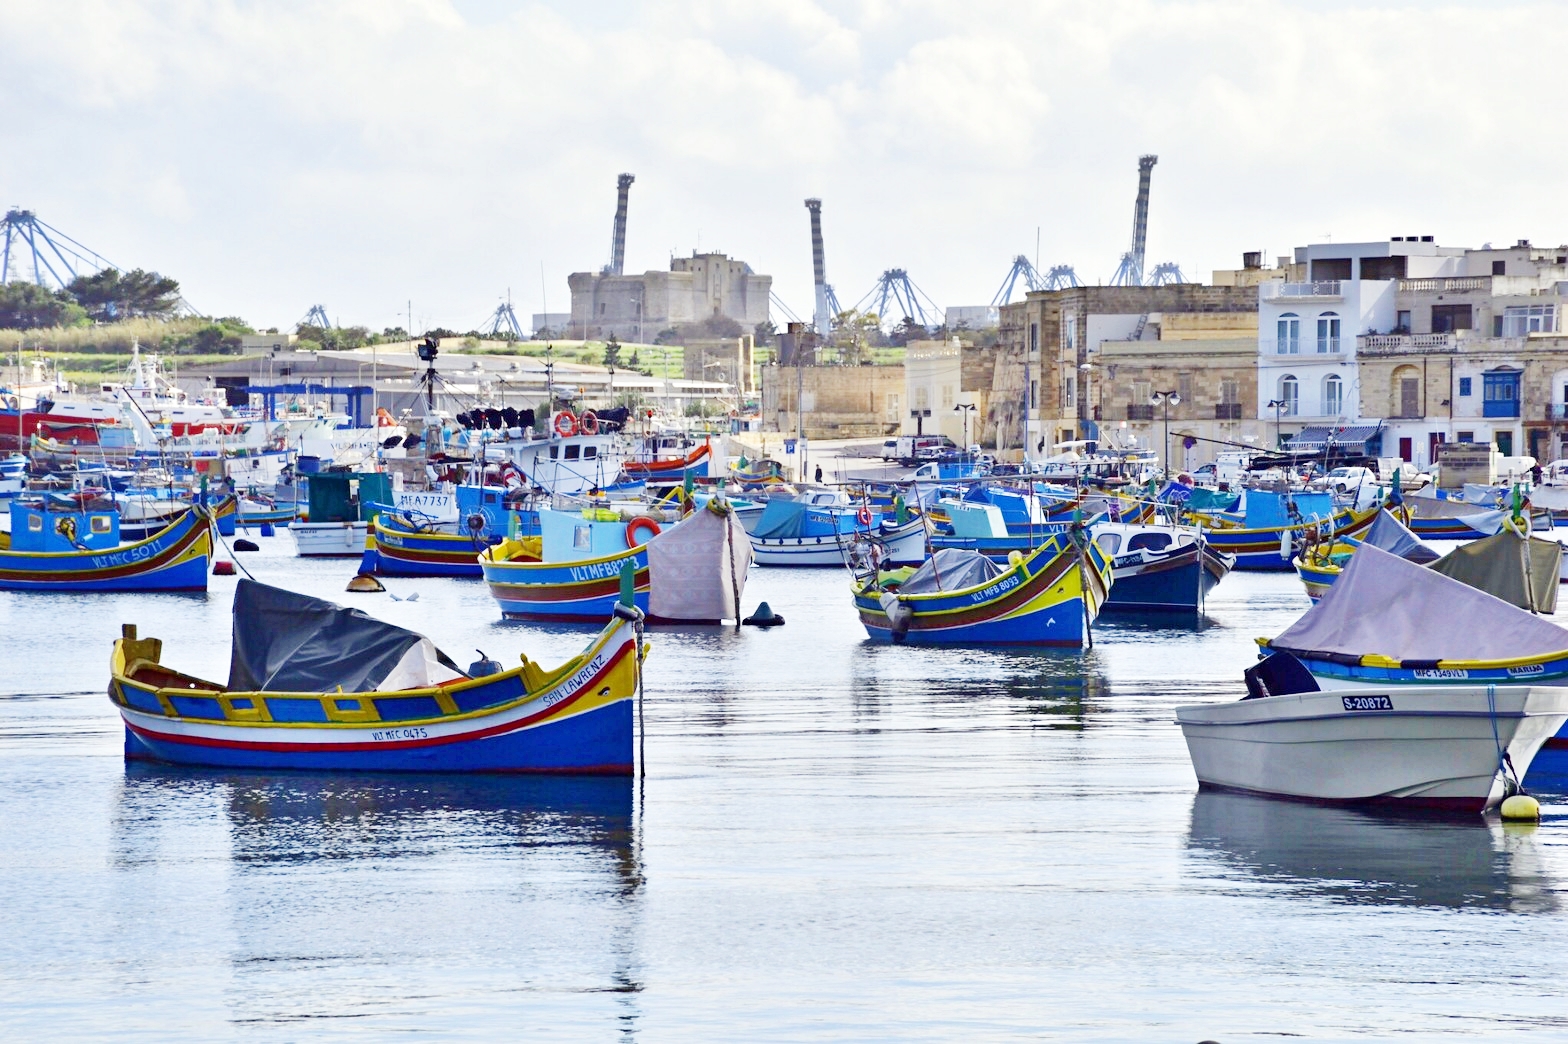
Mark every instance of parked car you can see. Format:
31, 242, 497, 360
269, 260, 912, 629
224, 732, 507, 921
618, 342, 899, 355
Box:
1310, 466, 1378, 493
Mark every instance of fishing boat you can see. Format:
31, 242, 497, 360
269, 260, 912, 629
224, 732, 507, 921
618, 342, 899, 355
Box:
621, 438, 712, 481
481, 499, 751, 622
0, 496, 210, 591
1188, 489, 1377, 571
108, 579, 645, 773
928, 494, 1097, 559
290, 470, 390, 557
852, 534, 1113, 646
748, 496, 928, 567
361, 510, 526, 578
1093, 521, 1234, 613
1176, 671, 1568, 813
1293, 509, 1439, 602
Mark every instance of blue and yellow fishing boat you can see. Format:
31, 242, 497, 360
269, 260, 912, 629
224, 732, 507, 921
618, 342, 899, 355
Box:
1292, 508, 1439, 602
362, 511, 534, 578
0, 496, 211, 592
1190, 490, 1378, 571
109, 579, 645, 774
853, 534, 1113, 646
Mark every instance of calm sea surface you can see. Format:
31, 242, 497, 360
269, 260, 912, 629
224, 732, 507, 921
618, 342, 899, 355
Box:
3, 539, 1567, 1042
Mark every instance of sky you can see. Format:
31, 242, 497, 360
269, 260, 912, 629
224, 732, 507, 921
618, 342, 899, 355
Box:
2, 0, 1564, 334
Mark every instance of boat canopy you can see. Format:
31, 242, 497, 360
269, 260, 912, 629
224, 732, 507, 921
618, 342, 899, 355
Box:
1360, 509, 1439, 564
228, 579, 464, 693
751, 499, 809, 539
897, 548, 1002, 595
1270, 543, 1568, 661
1241, 490, 1334, 529
1429, 531, 1560, 614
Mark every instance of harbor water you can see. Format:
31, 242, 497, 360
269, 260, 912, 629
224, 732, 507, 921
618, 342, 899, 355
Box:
3, 541, 1567, 1041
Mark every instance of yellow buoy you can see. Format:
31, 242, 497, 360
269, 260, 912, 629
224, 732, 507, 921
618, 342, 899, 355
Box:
1500, 794, 1541, 821
1008, 550, 1024, 566
345, 573, 385, 593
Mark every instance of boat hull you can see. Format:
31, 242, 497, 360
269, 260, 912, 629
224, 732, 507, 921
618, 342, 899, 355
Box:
752, 517, 927, 567
1104, 541, 1233, 613
482, 544, 651, 620
363, 518, 490, 577
290, 521, 369, 557
1200, 506, 1376, 571
1177, 684, 1568, 812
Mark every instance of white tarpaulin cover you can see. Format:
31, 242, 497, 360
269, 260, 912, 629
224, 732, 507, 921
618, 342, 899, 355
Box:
1360, 509, 1439, 564
647, 503, 752, 623
1270, 543, 1568, 662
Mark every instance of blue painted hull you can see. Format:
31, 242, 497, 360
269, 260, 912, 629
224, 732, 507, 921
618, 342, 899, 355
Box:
5, 555, 211, 592
124, 699, 633, 774
0, 508, 211, 592
482, 546, 651, 620
859, 597, 1089, 644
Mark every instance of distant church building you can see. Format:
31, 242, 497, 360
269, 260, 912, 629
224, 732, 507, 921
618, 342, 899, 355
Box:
568, 252, 771, 341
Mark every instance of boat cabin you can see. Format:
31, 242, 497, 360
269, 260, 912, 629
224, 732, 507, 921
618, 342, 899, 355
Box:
10, 496, 120, 552
307, 471, 392, 524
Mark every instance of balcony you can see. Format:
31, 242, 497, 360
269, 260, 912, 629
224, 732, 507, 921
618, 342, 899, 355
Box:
1398, 276, 1493, 293
1214, 403, 1243, 420
1357, 333, 1458, 354
1126, 404, 1155, 421
1263, 281, 1343, 301
1548, 405, 1568, 421
1483, 400, 1520, 419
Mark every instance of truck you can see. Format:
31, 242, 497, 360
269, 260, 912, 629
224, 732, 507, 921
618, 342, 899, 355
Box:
892, 434, 957, 466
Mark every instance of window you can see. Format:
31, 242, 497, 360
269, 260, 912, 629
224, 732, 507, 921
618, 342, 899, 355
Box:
548, 445, 559, 459
1323, 374, 1343, 417
914, 387, 929, 409
1029, 380, 1038, 409
565, 445, 581, 460
1483, 368, 1521, 418
1493, 259, 1507, 276
584, 445, 597, 458
1276, 313, 1300, 354
1178, 373, 1193, 402
1029, 323, 1039, 354
1064, 316, 1078, 349
90, 515, 112, 534
1458, 377, 1472, 396
1316, 312, 1341, 353
1502, 304, 1556, 337
1220, 379, 1240, 405
573, 525, 592, 550
1458, 431, 1474, 443
1278, 374, 1299, 416
1396, 310, 1411, 333
1431, 304, 1472, 333
1132, 380, 1151, 404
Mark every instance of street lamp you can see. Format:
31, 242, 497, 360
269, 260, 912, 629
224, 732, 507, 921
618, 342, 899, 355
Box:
953, 402, 976, 454
1150, 390, 1181, 476
1266, 398, 1286, 450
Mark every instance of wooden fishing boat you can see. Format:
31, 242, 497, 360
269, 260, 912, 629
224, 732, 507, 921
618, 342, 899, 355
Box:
1093, 521, 1234, 613
621, 440, 711, 480
1291, 509, 1438, 602
853, 534, 1113, 646
1192, 499, 1378, 571
0, 497, 211, 592
482, 500, 751, 622
108, 579, 646, 774
749, 496, 929, 567
362, 511, 529, 578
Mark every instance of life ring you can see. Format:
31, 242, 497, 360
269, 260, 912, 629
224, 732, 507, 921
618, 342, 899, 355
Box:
578, 410, 599, 435
376, 407, 395, 427
857, 504, 872, 526
626, 516, 662, 545
553, 410, 578, 437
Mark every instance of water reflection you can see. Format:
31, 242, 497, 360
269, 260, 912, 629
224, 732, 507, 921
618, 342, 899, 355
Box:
1186, 790, 1561, 912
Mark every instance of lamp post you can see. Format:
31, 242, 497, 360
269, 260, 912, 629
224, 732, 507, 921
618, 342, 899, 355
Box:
953, 402, 976, 455
1150, 390, 1181, 476
1266, 398, 1286, 450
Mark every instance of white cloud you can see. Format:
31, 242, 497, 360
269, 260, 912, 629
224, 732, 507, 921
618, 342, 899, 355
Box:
1, 0, 1565, 328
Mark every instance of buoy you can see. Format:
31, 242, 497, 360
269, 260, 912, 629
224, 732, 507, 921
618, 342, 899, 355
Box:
468, 649, 504, 677
1501, 794, 1541, 821
345, 573, 385, 592
1008, 549, 1024, 566
213, 560, 236, 575
233, 538, 260, 552
258, 522, 275, 537
742, 601, 785, 627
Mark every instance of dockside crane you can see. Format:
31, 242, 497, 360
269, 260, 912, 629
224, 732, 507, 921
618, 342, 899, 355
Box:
991, 255, 1044, 306
0, 207, 203, 315
854, 269, 941, 330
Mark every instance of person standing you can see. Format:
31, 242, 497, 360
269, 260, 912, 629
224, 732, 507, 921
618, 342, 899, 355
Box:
814, 464, 823, 484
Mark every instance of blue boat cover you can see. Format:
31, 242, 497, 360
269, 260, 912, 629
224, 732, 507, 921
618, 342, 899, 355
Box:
751, 499, 808, 539
1242, 490, 1333, 529
228, 580, 463, 693
1360, 509, 1439, 564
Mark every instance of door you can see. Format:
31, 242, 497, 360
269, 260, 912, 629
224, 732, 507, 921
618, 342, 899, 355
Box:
1496, 431, 1514, 457
1428, 432, 1444, 467
1530, 429, 1548, 462
1398, 437, 1413, 462
1399, 378, 1420, 418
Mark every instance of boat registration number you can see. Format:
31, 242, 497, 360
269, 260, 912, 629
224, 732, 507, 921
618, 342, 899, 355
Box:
372, 726, 430, 741
971, 573, 1021, 603
1413, 669, 1468, 680
1341, 695, 1393, 712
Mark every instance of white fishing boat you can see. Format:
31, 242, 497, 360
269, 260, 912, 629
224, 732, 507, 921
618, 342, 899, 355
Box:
1176, 680, 1568, 813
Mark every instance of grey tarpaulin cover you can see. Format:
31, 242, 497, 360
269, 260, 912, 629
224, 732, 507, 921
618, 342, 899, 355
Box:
1270, 543, 1568, 661
896, 547, 1002, 594
1360, 509, 1439, 564
1428, 530, 1561, 613
228, 579, 464, 693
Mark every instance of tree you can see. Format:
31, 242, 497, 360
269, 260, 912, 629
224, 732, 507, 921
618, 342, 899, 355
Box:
696, 313, 743, 339
0, 281, 87, 329
65, 268, 181, 321
889, 315, 928, 347
752, 320, 776, 346
603, 335, 622, 367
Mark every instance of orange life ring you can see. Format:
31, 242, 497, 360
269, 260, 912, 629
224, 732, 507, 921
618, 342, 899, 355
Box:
857, 504, 872, 526
553, 410, 578, 437
625, 515, 662, 546
579, 410, 599, 435
376, 407, 395, 427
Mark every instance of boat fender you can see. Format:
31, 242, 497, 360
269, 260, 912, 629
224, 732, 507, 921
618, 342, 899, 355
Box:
233, 538, 260, 552
879, 592, 913, 640
742, 601, 785, 627
1501, 794, 1541, 821
468, 649, 503, 678
1008, 550, 1024, 566
626, 515, 662, 546
213, 560, 236, 576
